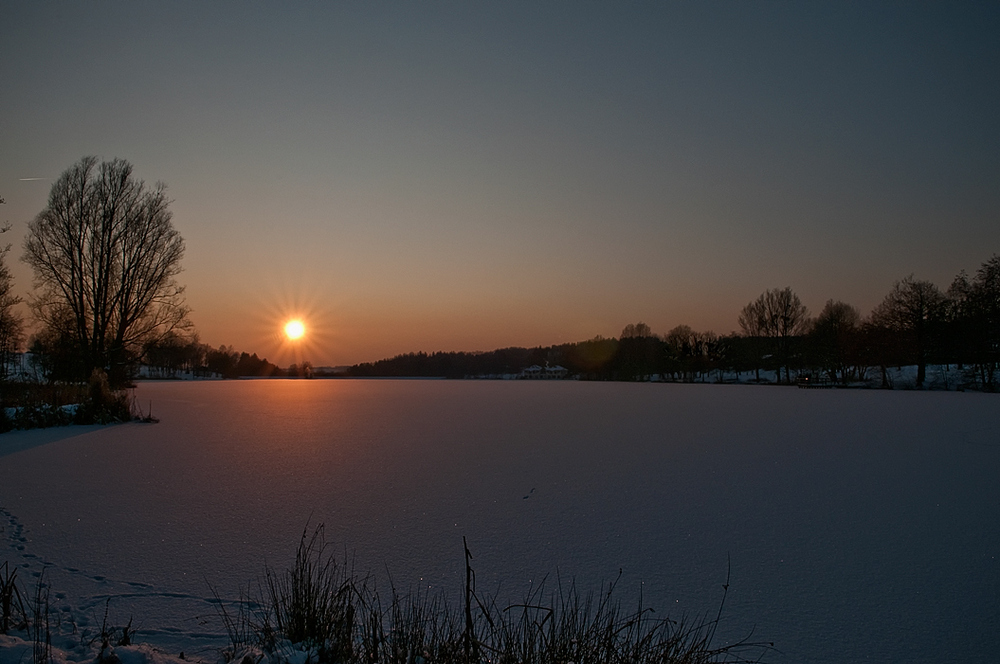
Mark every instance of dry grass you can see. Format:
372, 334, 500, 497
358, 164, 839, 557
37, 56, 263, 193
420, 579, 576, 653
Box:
0, 560, 27, 634
214, 526, 773, 664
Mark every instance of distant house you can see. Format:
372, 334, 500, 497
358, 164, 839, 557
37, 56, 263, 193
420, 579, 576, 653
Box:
519, 364, 568, 379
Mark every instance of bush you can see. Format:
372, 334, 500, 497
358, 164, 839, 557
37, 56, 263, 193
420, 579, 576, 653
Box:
0, 369, 145, 430
73, 369, 136, 425
13, 402, 74, 429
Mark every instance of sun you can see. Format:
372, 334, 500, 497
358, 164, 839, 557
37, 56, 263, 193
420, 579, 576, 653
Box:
284, 319, 305, 340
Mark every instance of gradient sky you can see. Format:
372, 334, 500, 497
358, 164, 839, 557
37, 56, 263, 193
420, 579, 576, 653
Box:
2, 2, 998, 366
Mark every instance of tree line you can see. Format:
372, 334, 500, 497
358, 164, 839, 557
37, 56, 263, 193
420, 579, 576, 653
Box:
2, 157, 999, 392
349, 258, 1000, 391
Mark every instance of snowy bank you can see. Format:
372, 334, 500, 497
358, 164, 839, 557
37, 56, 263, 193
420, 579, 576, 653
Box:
0, 634, 199, 664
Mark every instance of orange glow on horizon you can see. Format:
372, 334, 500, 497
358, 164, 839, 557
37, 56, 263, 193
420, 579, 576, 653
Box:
239, 274, 336, 367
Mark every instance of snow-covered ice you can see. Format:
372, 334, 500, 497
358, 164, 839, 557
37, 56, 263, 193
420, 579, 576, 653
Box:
1, 380, 998, 663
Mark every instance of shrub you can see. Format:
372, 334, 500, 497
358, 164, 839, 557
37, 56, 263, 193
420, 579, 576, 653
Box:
0, 372, 144, 430
71, 369, 135, 425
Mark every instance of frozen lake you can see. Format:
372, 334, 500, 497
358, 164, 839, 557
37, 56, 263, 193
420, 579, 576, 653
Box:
1, 380, 998, 663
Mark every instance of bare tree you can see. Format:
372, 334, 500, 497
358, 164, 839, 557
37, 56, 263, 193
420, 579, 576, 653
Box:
23, 157, 189, 384
947, 256, 1000, 390
663, 325, 720, 382
737, 301, 765, 337
810, 300, 862, 383
739, 287, 810, 383
620, 321, 653, 338
737, 299, 767, 381
615, 322, 657, 380
870, 276, 945, 387
0, 195, 25, 379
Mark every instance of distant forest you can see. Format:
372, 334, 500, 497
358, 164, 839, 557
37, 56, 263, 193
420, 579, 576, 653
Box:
142, 254, 1000, 392
137, 341, 301, 380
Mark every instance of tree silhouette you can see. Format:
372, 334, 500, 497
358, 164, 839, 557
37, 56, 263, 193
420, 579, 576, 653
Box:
947, 256, 1000, 390
0, 196, 24, 379
664, 325, 719, 381
809, 300, 862, 384
870, 276, 945, 387
143, 332, 203, 377
23, 157, 189, 385
614, 322, 659, 380
739, 288, 809, 383
619, 321, 652, 339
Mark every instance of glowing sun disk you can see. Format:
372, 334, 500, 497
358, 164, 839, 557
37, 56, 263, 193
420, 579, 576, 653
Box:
284, 320, 305, 340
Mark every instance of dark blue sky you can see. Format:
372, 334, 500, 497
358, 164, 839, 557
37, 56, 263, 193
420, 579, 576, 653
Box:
2, 2, 998, 363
